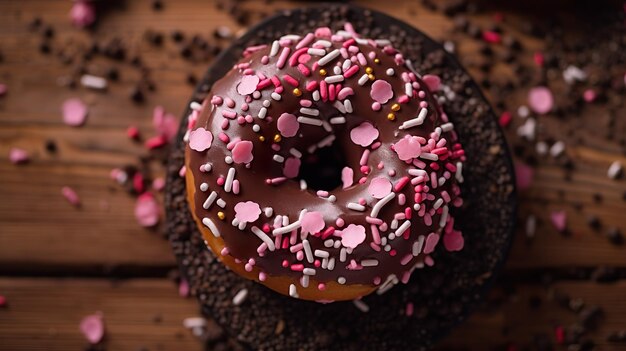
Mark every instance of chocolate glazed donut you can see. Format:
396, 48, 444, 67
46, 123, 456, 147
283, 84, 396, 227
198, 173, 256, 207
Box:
184, 25, 467, 302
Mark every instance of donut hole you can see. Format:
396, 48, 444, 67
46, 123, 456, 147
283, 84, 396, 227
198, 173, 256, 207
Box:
298, 145, 347, 192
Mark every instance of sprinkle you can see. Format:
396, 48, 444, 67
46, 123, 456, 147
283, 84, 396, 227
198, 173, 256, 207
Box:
528, 86, 554, 114
371, 192, 396, 217
289, 284, 298, 298
202, 217, 221, 237
80, 75, 107, 90
317, 49, 340, 66
292, 88, 302, 96
550, 210, 567, 232
273, 155, 285, 163
234, 201, 261, 223
337, 277, 346, 284
607, 161, 623, 179
353, 299, 369, 312
80, 313, 105, 344
216, 199, 226, 208
395, 220, 411, 237
224, 167, 236, 192
272, 220, 302, 235
370, 80, 393, 104
347, 202, 366, 212
307, 48, 326, 56
271, 92, 282, 101
61, 186, 81, 207
189, 128, 214, 152
237, 75, 260, 95
439, 205, 449, 227
232, 289, 248, 306
202, 191, 218, 209
62, 98, 88, 127
361, 259, 379, 267
330, 116, 346, 124
276, 47, 291, 69
300, 107, 320, 116
350, 122, 379, 147
252, 226, 275, 251
217, 211, 225, 220
9, 148, 29, 164
303, 239, 314, 263
399, 108, 428, 129
325, 75, 344, 83
341, 224, 366, 248
419, 153, 438, 161
358, 74, 370, 86
297, 116, 323, 126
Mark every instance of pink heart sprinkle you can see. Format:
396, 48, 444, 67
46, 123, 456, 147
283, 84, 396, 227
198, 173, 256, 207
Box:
234, 201, 261, 223
528, 86, 554, 114
277, 113, 299, 137
237, 75, 260, 95
9, 148, 29, 164
79, 313, 104, 344
340, 224, 366, 249
188, 127, 213, 152
515, 162, 534, 191
350, 122, 379, 147
370, 79, 394, 104
341, 167, 354, 189
231, 140, 254, 164
443, 230, 464, 252
283, 157, 301, 178
70, 1, 96, 28
423, 233, 440, 254
62, 98, 88, 127
301, 211, 325, 234
422, 75, 441, 92
61, 186, 81, 207
134, 193, 160, 227
368, 177, 392, 199
394, 135, 422, 161
550, 210, 567, 232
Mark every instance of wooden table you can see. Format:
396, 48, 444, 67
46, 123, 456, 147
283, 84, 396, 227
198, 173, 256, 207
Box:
1, 1, 624, 350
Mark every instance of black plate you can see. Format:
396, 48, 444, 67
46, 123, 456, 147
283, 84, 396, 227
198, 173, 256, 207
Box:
165, 4, 517, 350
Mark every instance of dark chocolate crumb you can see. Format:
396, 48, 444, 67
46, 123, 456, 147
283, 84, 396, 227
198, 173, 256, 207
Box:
606, 227, 623, 246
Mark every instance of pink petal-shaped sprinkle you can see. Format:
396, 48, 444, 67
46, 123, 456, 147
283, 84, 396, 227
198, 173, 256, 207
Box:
70, 1, 96, 28
277, 113, 299, 137
368, 177, 392, 199
237, 75, 260, 95
301, 211, 325, 234
550, 210, 567, 232
443, 231, 464, 252
62, 98, 88, 127
423, 233, 440, 254
9, 148, 30, 164
188, 128, 213, 152
528, 86, 554, 114
134, 193, 159, 227
340, 224, 366, 249
234, 201, 261, 223
370, 80, 393, 104
422, 75, 441, 92
231, 140, 254, 164
341, 167, 354, 189
515, 162, 534, 191
61, 186, 81, 207
350, 122, 379, 147
394, 135, 422, 161
283, 157, 301, 178
79, 313, 104, 344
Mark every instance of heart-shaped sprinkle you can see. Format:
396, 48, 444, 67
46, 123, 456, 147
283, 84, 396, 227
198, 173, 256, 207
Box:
370, 80, 393, 104
277, 113, 299, 137
350, 122, 379, 147
301, 211, 325, 234
368, 177, 392, 199
234, 201, 261, 223
188, 128, 213, 152
394, 135, 422, 161
62, 98, 88, 127
340, 224, 366, 249
231, 140, 254, 164
237, 75, 260, 95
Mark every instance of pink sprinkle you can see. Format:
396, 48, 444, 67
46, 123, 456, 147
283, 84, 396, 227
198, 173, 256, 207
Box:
394, 135, 422, 161
283, 74, 299, 87
336, 218, 345, 227
179, 165, 186, 178
135, 193, 159, 227
371, 102, 381, 111
126, 125, 140, 139
277, 113, 299, 137
232, 180, 240, 194
276, 47, 291, 69
443, 231, 464, 252
211, 96, 223, 105
152, 177, 165, 191
343, 65, 359, 78
533, 52, 544, 67
232, 140, 254, 164
499, 111, 512, 127
237, 75, 259, 95
350, 122, 379, 147
398, 95, 410, 104
178, 279, 190, 297
338, 87, 354, 100
283, 157, 301, 178
301, 211, 325, 234
528, 86, 554, 114
423, 233, 440, 254
62, 186, 81, 207
405, 302, 414, 317
70, 0, 96, 28
340, 224, 366, 249
583, 89, 596, 103
550, 210, 567, 232
315, 27, 332, 37
422, 75, 441, 92
188, 128, 213, 152
153, 106, 178, 142
368, 177, 392, 199
62, 98, 88, 127
218, 132, 230, 144
80, 313, 104, 344
341, 167, 354, 189
9, 148, 29, 164
234, 201, 262, 223
297, 64, 311, 76
393, 176, 410, 192
482, 30, 501, 44
370, 80, 394, 104
515, 162, 534, 191
305, 81, 318, 92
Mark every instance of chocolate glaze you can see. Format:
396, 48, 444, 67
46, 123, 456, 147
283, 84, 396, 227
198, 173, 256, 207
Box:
186, 30, 465, 291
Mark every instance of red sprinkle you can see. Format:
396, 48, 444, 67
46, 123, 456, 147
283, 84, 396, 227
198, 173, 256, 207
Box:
499, 111, 512, 127
305, 80, 318, 92
482, 30, 501, 44
144, 135, 167, 149
533, 52, 544, 67
126, 125, 140, 139
343, 65, 359, 78
394, 176, 410, 192
321, 226, 336, 240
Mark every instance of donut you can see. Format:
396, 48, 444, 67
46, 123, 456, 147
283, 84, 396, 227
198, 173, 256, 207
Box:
184, 24, 467, 302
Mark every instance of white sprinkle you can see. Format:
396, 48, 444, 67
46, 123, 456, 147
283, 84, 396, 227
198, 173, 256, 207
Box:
301, 275, 310, 288
216, 198, 226, 208
324, 239, 333, 247
358, 74, 370, 86
433, 198, 444, 210
252, 91, 261, 99
203, 163, 213, 172
312, 90, 320, 101
455, 162, 464, 183
80, 74, 107, 90
202, 217, 220, 237
252, 124, 261, 132
202, 191, 218, 210
251, 226, 275, 251
327, 195, 337, 203
336, 30, 352, 38
322, 121, 332, 132
273, 154, 285, 163
441, 122, 454, 132
280, 34, 301, 41
258, 107, 267, 119
232, 289, 248, 306
289, 148, 302, 158
395, 220, 411, 236
419, 153, 439, 161
224, 156, 233, 164
340, 248, 347, 262
300, 179, 307, 190
517, 118, 536, 140
271, 92, 282, 101
517, 105, 530, 118
317, 49, 340, 66
317, 134, 336, 148
333, 100, 347, 114
344, 99, 353, 113
536, 141, 549, 155
361, 259, 379, 267
391, 219, 399, 230
563, 65, 587, 84
405, 82, 413, 96
526, 215, 537, 238
313, 40, 332, 48
608, 161, 623, 179
330, 116, 346, 124
347, 202, 366, 212
272, 220, 302, 236
375, 39, 391, 46
337, 277, 346, 285
303, 268, 316, 275
307, 48, 326, 56
264, 207, 273, 217
199, 183, 209, 192
269, 40, 280, 57
371, 192, 396, 217
314, 249, 329, 258
333, 66, 342, 75
297, 116, 323, 126
183, 317, 207, 329
262, 99, 271, 107
327, 257, 336, 270
224, 167, 236, 192
342, 59, 352, 70
399, 108, 428, 130
408, 169, 427, 177
439, 205, 449, 227
412, 236, 425, 256
303, 239, 314, 263
300, 107, 320, 116
288, 284, 298, 298
325, 75, 344, 83
190, 101, 202, 111
550, 141, 565, 157
386, 68, 395, 76
353, 299, 369, 312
